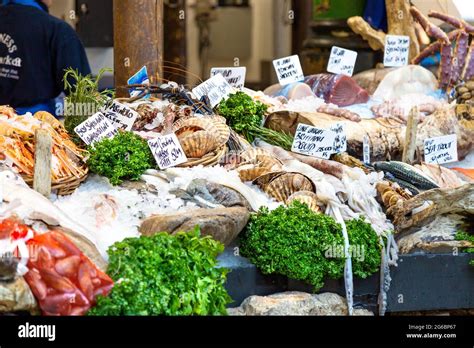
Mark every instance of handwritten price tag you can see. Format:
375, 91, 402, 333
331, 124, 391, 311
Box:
148, 133, 188, 170
292, 124, 337, 159
211, 67, 246, 90
330, 123, 347, 153
192, 74, 234, 108
384, 35, 410, 67
327, 46, 358, 76
273, 55, 305, 86
424, 134, 458, 165
102, 100, 139, 131
74, 112, 118, 145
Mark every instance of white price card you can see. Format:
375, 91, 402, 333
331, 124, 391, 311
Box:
327, 46, 358, 76
424, 134, 458, 165
363, 135, 371, 164
102, 100, 140, 131
384, 35, 410, 67
330, 123, 347, 153
273, 55, 305, 86
192, 74, 234, 108
148, 133, 188, 170
210, 67, 246, 90
291, 123, 338, 159
74, 112, 118, 146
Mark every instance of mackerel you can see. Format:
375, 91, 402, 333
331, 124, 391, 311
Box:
374, 161, 439, 190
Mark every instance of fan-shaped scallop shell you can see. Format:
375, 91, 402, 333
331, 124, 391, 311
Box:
286, 191, 321, 213
257, 172, 315, 203
237, 164, 273, 182
173, 117, 230, 147
179, 131, 220, 158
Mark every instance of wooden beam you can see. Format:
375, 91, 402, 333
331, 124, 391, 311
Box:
33, 129, 52, 198
113, 0, 163, 97
164, 0, 187, 85
291, 0, 312, 54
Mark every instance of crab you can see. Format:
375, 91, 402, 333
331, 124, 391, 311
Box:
410, 8, 474, 92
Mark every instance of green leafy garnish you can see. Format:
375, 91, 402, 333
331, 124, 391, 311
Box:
455, 231, 474, 266
240, 202, 381, 290
217, 92, 294, 150
87, 131, 154, 185
63, 68, 113, 144
88, 227, 232, 316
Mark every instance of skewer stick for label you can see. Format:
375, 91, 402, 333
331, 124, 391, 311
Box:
33, 128, 52, 198
402, 106, 419, 164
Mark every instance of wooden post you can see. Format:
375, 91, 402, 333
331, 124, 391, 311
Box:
385, 0, 420, 62
164, 0, 187, 85
113, 0, 163, 97
291, 0, 312, 55
402, 107, 419, 164
33, 129, 52, 198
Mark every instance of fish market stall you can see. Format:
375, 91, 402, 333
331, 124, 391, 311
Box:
0, 4, 473, 318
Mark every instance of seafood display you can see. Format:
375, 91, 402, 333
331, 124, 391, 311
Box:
0, 110, 88, 192
265, 107, 474, 162
1, 5, 473, 319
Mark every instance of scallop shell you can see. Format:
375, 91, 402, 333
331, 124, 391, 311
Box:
253, 171, 286, 188
179, 131, 220, 158
286, 191, 321, 213
240, 148, 272, 161
259, 172, 315, 203
237, 165, 273, 182
173, 117, 230, 147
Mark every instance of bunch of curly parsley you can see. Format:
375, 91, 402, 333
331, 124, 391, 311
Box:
87, 131, 155, 185
88, 227, 232, 316
240, 202, 381, 290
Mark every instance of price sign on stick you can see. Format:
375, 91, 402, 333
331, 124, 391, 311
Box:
148, 134, 188, 170
292, 124, 338, 159
102, 100, 139, 131
210, 67, 246, 90
424, 134, 458, 165
384, 35, 410, 67
273, 55, 305, 86
327, 46, 358, 76
192, 74, 234, 108
74, 112, 118, 145
363, 135, 371, 164
330, 123, 347, 153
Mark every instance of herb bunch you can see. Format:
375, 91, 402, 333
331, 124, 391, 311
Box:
88, 228, 232, 316
217, 92, 294, 150
455, 230, 474, 266
63, 68, 113, 144
240, 202, 381, 290
87, 131, 154, 185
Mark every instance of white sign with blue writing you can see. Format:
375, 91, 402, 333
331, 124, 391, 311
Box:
327, 46, 358, 76
424, 134, 458, 165
192, 74, 234, 108
292, 123, 338, 159
148, 133, 188, 169
384, 35, 410, 67
74, 112, 118, 146
273, 55, 305, 86
210, 67, 246, 90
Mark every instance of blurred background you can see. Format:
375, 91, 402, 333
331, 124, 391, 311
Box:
47, 0, 473, 90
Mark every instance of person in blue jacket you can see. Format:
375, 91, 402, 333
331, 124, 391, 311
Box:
0, 0, 91, 115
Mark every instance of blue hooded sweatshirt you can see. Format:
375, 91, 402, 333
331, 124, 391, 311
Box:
0, 0, 91, 115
